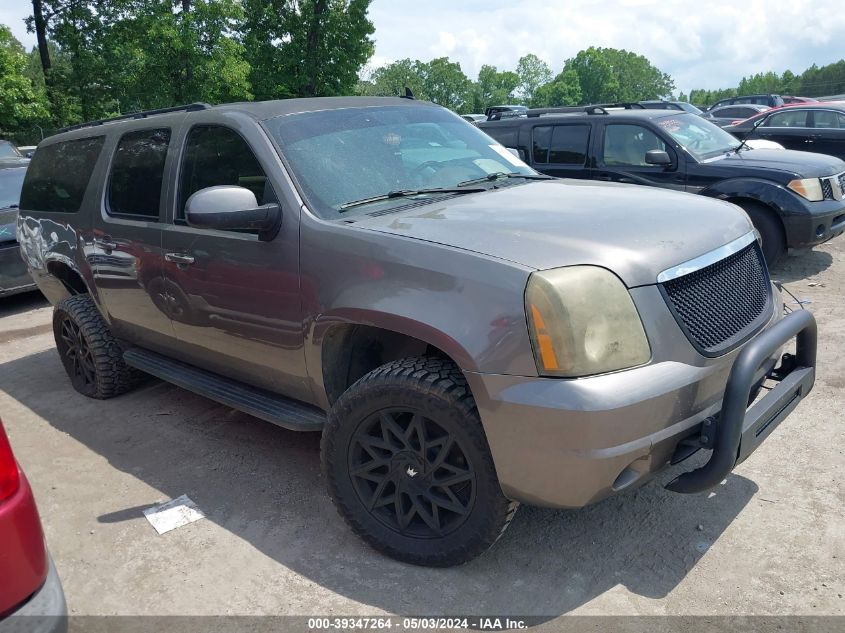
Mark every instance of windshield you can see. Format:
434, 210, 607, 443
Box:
265, 105, 535, 217
0, 142, 22, 159
677, 102, 703, 115
656, 114, 742, 160
0, 167, 26, 208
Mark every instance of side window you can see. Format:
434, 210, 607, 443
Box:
602, 124, 668, 167
766, 110, 809, 128
532, 126, 552, 163
178, 126, 275, 225
548, 125, 590, 165
20, 136, 105, 213
107, 128, 171, 220
812, 111, 845, 129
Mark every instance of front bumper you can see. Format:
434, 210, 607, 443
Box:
0, 241, 35, 297
0, 555, 67, 633
784, 197, 845, 248
465, 309, 816, 508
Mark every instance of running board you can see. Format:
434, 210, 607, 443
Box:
123, 348, 326, 432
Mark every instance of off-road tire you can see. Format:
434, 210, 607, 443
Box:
321, 356, 518, 567
740, 201, 786, 266
53, 294, 143, 399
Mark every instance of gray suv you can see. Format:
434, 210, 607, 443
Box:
16, 97, 817, 567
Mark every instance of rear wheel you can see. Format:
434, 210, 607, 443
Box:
739, 201, 786, 266
321, 356, 517, 567
53, 294, 142, 399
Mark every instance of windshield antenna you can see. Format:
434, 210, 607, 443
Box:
400, 86, 415, 100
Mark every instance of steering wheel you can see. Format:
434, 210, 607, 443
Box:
410, 161, 444, 182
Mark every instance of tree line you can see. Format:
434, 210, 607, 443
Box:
3, 0, 375, 143
358, 47, 675, 114
685, 60, 845, 106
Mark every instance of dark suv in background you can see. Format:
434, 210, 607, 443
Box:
478, 105, 845, 263
707, 94, 785, 110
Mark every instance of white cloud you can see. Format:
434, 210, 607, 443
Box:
369, 0, 845, 93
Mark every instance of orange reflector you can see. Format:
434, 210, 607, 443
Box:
530, 304, 560, 371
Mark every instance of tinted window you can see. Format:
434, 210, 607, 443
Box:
532, 126, 552, 163
603, 124, 668, 166
813, 110, 845, 129
20, 136, 105, 213
548, 125, 590, 165
107, 128, 171, 219
766, 110, 809, 127
488, 126, 518, 148
179, 126, 274, 222
0, 167, 27, 209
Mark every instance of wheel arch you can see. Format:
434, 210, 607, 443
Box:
311, 315, 475, 409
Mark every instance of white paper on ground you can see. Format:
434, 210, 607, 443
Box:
143, 494, 206, 535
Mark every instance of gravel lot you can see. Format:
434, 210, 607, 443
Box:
0, 241, 843, 624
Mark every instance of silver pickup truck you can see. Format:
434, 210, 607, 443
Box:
17, 97, 816, 566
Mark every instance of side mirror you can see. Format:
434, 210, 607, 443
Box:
645, 149, 672, 166
185, 185, 281, 241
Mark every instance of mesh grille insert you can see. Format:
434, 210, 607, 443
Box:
661, 244, 771, 355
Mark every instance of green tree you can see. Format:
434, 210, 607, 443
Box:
363, 58, 425, 97
563, 46, 673, 103
531, 68, 581, 108
474, 64, 519, 110
515, 53, 552, 105
419, 57, 473, 112
242, 0, 374, 99
0, 26, 49, 134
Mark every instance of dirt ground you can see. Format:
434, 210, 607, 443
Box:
0, 240, 843, 623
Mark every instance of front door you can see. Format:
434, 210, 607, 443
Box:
753, 109, 811, 152
90, 126, 174, 352
809, 109, 845, 161
160, 123, 309, 401
593, 123, 686, 190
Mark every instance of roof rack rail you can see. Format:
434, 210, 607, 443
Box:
59, 102, 212, 133
586, 102, 646, 110
525, 105, 615, 117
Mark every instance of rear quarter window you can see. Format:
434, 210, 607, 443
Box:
20, 136, 105, 213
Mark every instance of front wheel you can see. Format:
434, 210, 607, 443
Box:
321, 356, 517, 567
740, 202, 786, 266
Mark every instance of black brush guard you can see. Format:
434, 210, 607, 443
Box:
666, 309, 817, 493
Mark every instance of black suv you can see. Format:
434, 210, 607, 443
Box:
708, 95, 785, 110
478, 106, 845, 263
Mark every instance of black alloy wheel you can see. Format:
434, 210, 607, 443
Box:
348, 408, 476, 538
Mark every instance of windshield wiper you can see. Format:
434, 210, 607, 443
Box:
338, 187, 486, 211
458, 171, 553, 187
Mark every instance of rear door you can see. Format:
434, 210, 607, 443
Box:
90, 125, 175, 351
530, 123, 591, 179
160, 119, 308, 400
593, 122, 686, 190
809, 109, 845, 161
754, 109, 810, 151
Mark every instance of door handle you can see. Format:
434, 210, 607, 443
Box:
94, 238, 118, 251
596, 175, 613, 181
165, 253, 195, 265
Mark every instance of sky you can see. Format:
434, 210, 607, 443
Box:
3, 0, 845, 95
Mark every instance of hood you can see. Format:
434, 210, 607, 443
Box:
714, 148, 845, 179
354, 179, 753, 287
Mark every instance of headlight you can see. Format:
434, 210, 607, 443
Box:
787, 178, 824, 202
525, 266, 650, 377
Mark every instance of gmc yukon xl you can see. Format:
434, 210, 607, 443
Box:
16, 97, 817, 566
